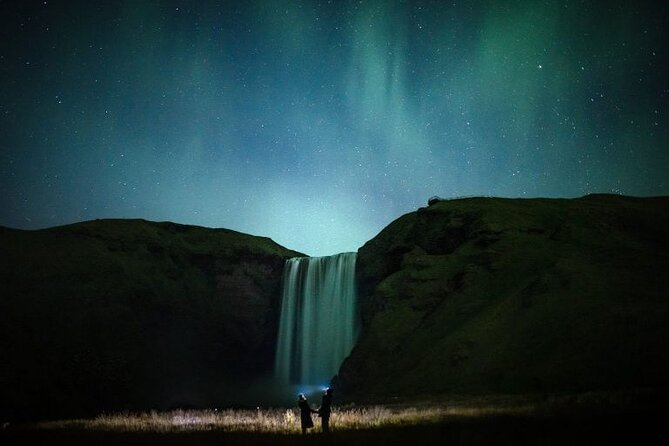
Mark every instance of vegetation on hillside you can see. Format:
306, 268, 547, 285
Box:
0, 219, 301, 420
337, 195, 669, 399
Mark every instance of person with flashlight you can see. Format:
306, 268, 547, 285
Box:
318, 388, 333, 434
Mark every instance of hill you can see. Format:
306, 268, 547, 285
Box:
335, 194, 669, 400
0, 219, 301, 420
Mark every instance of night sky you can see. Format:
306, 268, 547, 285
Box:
1, 1, 667, 256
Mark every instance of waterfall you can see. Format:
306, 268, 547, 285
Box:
274, 252, 359, 386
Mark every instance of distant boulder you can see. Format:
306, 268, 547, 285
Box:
427, 196, 444, 206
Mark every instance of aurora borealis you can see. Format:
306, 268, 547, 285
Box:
1, 0, 666, 255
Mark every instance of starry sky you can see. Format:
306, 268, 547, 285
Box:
1, 0, 667, 256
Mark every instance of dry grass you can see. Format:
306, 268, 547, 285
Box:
4, 391, 664, 446
19, 389, 662, 436
27, 402, 539, 435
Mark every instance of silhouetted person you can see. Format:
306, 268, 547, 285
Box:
298, 394, 316, 434
318, 388, 333, 433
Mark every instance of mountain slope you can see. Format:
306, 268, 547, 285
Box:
336, 195, 669, 399
0, 219, 301, 420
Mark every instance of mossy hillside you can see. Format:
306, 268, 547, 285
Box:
0, 219, 302, 420
337, 195, 669, 399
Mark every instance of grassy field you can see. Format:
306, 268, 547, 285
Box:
2, 390, 666, 445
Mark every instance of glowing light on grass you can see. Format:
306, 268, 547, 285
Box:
24, 391, 653, 435
31, 406, 452, 433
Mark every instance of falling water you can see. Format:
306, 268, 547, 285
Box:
274, 252, 359, 386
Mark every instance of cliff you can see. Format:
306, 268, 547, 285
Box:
0, 219, 301, 419
336, 195, 669, 400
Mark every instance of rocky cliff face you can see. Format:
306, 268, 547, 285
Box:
0, 219, 301, 420
336, 195, 669, 400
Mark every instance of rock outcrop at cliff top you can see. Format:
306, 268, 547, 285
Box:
0, 219, 301, 420
335, 194, 669, 400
